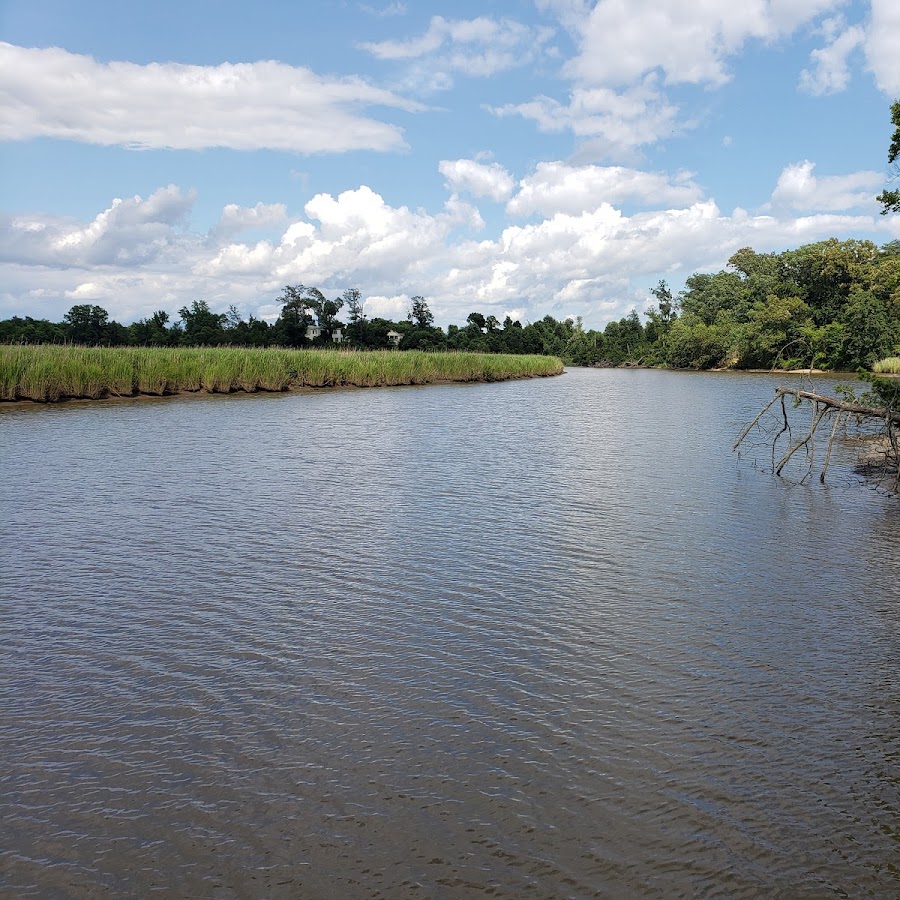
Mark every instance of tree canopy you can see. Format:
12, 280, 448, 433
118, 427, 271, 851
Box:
877, 99, 900, 215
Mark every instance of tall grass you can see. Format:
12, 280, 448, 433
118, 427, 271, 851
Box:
873, 357, 900, 375
0, 345, 564, 402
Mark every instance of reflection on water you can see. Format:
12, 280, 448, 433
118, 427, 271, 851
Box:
1, 369, 898, 898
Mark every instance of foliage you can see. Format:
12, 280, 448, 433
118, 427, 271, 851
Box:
64, 304, 110, 344
272, 285, 315, 347
343, 288, 365, 324
876, 99, 900, 215
178, 300, 226, 346
648, 239, 900, 371
407, 296, 434, 328
666, 317, 732, 369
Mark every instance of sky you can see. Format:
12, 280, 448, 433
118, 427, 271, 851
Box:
2, 0, 899, 330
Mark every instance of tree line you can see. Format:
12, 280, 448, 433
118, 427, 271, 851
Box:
0, 286, 565, 358
1, 237, 898, 369
634, 239, 900, 371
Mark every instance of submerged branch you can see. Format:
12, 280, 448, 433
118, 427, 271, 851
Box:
736, 385, 899, 490
775, 402, 829, 477
732, 393, 780, 451
819, 410, 845, 484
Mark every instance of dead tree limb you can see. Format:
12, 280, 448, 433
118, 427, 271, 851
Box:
767, 388, 900, 425
819, 410, 845, 484
775, 402, 830, 476
732, 393, 780, 451
735, 386, 900, 489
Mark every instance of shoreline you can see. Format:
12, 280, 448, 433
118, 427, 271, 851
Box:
1, 363, 861, 408
0, 370, 563, 408
585, 363, 861, 377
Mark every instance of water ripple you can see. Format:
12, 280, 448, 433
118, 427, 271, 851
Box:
2, 371, 898, 898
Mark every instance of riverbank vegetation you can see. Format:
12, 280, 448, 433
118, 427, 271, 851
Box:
0, 345, 563, 402
557, 238, 900, 372
2, 238, 898, 373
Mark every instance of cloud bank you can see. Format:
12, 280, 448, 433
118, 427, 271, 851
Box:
3, 165, 894, 328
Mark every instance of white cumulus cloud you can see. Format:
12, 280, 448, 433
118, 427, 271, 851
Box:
211, 203, 289, 241
769, 161, 883, 211
558, 0, 841, 88
507, 162, 703, 216
439, 159, 516, 201
0, 42, 421, 153
3, 181, 895, 329
492, 78, 681, 161
502, 0, 845, 160
1, 185, 197, 267
866, 0, 900, 95
799, 20, 864, 94
359, 15, 555, 88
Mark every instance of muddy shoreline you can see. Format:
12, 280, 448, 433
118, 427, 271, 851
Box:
0, 371, 563, 408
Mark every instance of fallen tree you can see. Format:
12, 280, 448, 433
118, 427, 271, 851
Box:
734, 381, 900, 491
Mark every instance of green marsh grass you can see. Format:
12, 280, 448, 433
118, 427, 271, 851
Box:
1, 345, 564, 402
873, 357, 900, 375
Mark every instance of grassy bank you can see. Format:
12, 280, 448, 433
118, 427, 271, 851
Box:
0, 345, 564, 402
873, 357, 900, 375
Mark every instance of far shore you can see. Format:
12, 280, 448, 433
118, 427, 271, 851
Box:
588, 362, 861, 377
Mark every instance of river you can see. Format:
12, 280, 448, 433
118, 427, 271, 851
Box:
1, 368, 898, 898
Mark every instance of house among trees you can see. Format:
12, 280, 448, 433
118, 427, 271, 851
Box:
386, 330, 402, 346
305, 324, 343, 343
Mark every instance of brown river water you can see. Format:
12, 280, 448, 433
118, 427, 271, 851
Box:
1, 368, 898, 898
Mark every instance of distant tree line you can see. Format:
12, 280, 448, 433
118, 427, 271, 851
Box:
0, 285, 558, 357
2, 238, 898, 369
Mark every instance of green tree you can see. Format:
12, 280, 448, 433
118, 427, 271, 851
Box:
64, 304, 110, 344
779, 239, 879, 325
600, 311, 647, 364
273, 285, 315, 347
342, 288, 365, 324
130, 310, 174, 346
680, 271, 746, 325
666, 317, 732, 369
650, 280, 676, 323
741, 293, 812, 368
178, 300, 226, 346
644, 279, 679, 361
799, 321, 847, 371
876, 99, 900, 215
399, 326, 445, 350
317, 297, 345, 338
838, 288, 899, 368
346, 317, 398, 349
0, 316, 68, 344
294, 287, 344, 342
466, 312, 486, 332
408, 296, 434, 328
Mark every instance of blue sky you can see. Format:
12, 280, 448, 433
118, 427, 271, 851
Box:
2, 0, 899, 328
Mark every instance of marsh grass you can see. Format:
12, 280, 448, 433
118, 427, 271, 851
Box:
873, 357, 900, 375
1, 345, 563, 402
